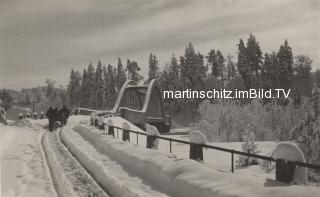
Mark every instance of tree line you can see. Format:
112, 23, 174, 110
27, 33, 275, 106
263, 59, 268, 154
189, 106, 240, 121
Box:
67, 34, 318, 118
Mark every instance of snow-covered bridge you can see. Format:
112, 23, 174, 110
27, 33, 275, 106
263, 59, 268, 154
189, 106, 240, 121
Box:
75, 79, 171, 133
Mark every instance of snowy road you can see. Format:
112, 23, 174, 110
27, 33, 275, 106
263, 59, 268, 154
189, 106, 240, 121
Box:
0, 122, 56, 197
1, 116, 320, 197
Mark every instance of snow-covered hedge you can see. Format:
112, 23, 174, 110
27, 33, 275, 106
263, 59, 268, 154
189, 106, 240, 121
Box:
197, 99, 310, 142
70, 124, 319, 197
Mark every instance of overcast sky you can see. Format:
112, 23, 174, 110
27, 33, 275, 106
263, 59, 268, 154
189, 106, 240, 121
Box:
1, 0, 319, 90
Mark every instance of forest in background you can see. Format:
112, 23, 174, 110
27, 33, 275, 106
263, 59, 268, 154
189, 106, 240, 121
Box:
1, 34, 320, 179
1, 34, 320, 140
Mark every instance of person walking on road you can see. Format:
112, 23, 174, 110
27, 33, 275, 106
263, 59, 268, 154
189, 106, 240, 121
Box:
60, 105, 70, 125
46, 107, 54, 131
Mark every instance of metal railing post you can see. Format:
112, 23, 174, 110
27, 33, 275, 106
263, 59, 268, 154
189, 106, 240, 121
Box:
231, 150, 234, 173
136, 132, 139, 146
169, 138, 172, 153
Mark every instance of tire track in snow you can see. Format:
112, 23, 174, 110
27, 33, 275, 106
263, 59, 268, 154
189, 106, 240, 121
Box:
44, 129, 110, 197
60, 126, 170, 197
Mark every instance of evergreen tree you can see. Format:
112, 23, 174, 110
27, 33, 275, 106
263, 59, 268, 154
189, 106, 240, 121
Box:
207, 49, 219, 77
104, 64, 116, 108
277, 39, 293, 89
94, 60, 104, 108
260, 53, 272, 89
237, 39, 251, 89
126, 59, 143, 83
67, 69, 81, 107
226, 55, 236, 81
181, 43, 207, 89
180, 43, 207, 120
147, 53, 159, 83
116, 58, 127, 90
87, 62, 96, 107
315, 70, 320, 88
246, 34, 262, 87
216, 50, 225, 85
168, 54, 180, 90
80, 69, 89, 107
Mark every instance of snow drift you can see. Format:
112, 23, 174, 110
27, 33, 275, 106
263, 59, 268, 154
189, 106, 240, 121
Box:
71, 124, 320, 197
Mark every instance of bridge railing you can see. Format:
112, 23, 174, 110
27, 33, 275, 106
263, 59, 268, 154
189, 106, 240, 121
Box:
103, 123, 320, 175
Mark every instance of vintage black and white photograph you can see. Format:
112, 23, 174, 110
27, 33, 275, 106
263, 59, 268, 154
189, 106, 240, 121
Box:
1, 0, 320, 196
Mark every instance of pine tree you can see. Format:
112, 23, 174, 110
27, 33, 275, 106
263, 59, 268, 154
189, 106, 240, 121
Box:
277, 39, 293, 89
260, 53, 272, 89
168, 54, 180, 90
246, 34, 262, 88
216, 50, 225, 85
67, 69, 81, 107
181, 43, 207, 89
180, 43, 207, 120
116, 58, 127, 90
80, 69, 89, 107
207, 49, 218, 77
87, 62, 96, 107
104, 64, 116, 108
315, 70, 320, 88
147, 53, 159, 83
226, 55, 236, 81
67, 69, 75, 106
237, 39, 251, 89
94, 60, 104, 108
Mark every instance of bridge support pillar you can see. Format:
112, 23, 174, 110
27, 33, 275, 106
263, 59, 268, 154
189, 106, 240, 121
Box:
123, 130, 130, 142
190, 143, 203, 161
146, 136, 157, 149
108, 125, 115, 137
276, 159, 296, 183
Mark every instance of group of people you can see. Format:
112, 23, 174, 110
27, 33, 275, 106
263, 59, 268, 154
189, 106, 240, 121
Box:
46, 105, 70, 131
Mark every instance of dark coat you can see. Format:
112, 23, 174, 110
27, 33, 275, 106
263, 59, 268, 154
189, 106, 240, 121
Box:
46, 107, 54, 120
60, 106, 70, 119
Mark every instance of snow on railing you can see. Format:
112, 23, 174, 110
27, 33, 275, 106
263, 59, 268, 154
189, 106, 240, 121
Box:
87, 118, 320, 184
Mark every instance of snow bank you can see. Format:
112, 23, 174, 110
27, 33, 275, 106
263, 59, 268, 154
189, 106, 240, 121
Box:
189, 130, 207, 144
122, 122, 130, 130
60, 128, 167, 197
72, 125, 320, 197
145, 123, 160, 136
42, 132, 77, 197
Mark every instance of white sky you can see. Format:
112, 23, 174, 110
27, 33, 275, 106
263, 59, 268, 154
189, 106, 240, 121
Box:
0, 0, 319, 90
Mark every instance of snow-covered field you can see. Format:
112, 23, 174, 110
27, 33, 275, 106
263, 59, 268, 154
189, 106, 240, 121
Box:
101, 115, 277, 177
1, 115, 319, 197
